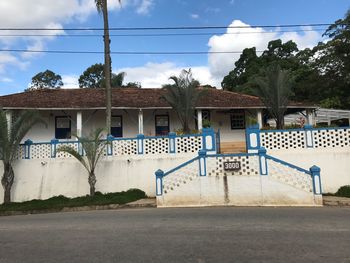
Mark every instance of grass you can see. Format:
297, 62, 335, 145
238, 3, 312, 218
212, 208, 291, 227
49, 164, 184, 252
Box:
335, 185, 350, 198
0, 189, 146, 213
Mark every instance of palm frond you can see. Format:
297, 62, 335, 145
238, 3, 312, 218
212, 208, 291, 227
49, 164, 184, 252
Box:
57, 145, 89, 172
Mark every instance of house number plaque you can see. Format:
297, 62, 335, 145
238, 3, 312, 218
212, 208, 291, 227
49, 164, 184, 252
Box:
223, 161, 241, 171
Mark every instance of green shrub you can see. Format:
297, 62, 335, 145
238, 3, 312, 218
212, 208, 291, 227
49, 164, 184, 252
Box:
335, 185, 350, 198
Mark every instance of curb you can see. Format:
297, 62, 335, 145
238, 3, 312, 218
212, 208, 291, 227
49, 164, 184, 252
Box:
0, 198, 156, 217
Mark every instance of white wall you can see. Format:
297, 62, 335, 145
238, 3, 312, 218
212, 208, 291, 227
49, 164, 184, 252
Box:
0, 153, 197, 204
269, 148, 350, 193
158, 175, 321, 207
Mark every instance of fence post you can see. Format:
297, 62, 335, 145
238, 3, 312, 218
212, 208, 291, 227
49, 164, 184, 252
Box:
137, 134, 145, 154
310, 165, 322, 195
258, 147, 268, 176
168, 132, 176, 154
50, 139, 58, 158
155, 169, 164, 196
23, 139, 33, 159
246, 124, 261, 153
106, 135, 114, 156
198, 149, 207, 176
202, 128, 216, 153
304, 124, 314, 148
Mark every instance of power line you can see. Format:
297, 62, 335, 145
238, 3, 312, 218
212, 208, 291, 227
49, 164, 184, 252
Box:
0, 28, 328, 38
0, 49, 266, 55
0, 23, 339, 31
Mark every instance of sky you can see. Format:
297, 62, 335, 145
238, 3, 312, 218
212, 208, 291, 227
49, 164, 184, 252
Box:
0, 0, 349, 95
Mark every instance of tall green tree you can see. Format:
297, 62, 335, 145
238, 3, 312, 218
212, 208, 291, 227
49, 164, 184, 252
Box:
0, 110, 45, 203
57, 128, 107, 197
27, 70, 63, 91
78, 63, 125, 88
252, 64, 295, 129
163, 69, 202, 134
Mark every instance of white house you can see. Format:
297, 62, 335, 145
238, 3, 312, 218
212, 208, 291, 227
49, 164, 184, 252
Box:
0, 87, 315, 152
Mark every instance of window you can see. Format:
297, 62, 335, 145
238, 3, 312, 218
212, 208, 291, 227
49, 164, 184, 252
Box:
230, 110, 245, 129
202, 110, 211, 121
55, 116, 71, 139
111, 116, 123, 138
155, 115, 169, 136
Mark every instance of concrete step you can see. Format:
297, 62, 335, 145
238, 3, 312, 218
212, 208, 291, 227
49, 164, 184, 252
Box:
220, 141, 246, 153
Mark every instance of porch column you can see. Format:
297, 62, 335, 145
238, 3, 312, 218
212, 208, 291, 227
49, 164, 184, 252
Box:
257, 109, 263, 129
197, 109, 203, 130
5, 110, 12, 132
76, 111, 82, 137
138, 109, 144, 134
306, 109, 314, 126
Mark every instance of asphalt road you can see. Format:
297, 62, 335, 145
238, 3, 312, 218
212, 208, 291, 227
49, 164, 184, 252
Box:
0, 207, 349, 263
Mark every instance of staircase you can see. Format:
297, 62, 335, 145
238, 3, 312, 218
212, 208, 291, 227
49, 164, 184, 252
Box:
220, 141, 246, 153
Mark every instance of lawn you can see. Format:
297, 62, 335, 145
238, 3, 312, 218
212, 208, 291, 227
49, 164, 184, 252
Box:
0, 189, 146, 213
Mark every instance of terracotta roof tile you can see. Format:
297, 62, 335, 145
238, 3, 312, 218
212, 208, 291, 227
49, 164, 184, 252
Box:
0, 88, 312, 109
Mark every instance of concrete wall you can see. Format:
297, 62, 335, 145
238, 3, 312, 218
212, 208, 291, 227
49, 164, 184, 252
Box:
0, 153, 197, 204
269, 148, 350, 193
157, 175, 321, 207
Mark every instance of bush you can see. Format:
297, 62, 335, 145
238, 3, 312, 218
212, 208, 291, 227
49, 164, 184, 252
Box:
335, 185, 350, 198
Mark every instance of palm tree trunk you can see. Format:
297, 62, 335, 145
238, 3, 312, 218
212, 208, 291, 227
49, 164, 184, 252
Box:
88, 171, 97, 197
102, 0, 112, 135
1, 162, 14, 204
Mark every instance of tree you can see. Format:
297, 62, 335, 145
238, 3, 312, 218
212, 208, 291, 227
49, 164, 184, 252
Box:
252, 64, 294, 129
79, 63, 126, 88
57, 128, 107, 197
163, 69, 203, 134
27, 70, 63, 91
95, 0, 121, 135
0, 110, 45, 203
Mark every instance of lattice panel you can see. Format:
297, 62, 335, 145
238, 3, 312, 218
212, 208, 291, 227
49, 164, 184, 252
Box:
56, 142, 79, 158
112, 140, 137, 156
267, 159, 313, 193
176, 136, 203, 153
30, 144, 51, 159
260, 131, 305, 150
312, 129, 350, 148
207, 156, 259, 176
163, 160, 199, 194
144, 138, 169, 155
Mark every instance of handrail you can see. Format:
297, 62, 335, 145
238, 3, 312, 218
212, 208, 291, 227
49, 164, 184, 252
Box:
163, 156, 199, 177
266, 155, 310, 175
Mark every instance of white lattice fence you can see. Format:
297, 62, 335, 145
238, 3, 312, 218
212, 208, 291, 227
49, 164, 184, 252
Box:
267, 158, 313, 192
207, 155, 259, 176
163, 159, 199, 194
112, 139, 137, 156
260, 130, 306, 150
144, 137, 169, 155
312, 128, 350, 148
176, 135, 203, 153
30, 143, 51, 159
15, 146, 25, 159
56, 142, 79, 158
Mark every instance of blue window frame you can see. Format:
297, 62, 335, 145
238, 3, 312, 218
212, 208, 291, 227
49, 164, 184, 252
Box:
55, 116, 71, 139
111, 115, 123, 138
155, 115, 169, 136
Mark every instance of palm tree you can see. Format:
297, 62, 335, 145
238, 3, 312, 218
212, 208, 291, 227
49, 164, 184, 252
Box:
252, 64, 294, 129
163, 69, 203, 134
57, 128, 108, 197
95, 0, 121, 135
0, 110, 45, 204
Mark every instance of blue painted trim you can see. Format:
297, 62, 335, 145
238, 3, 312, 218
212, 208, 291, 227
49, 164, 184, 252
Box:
198, 150, 207, 176
107, 135, 114, 156
261, 128, 304, 133
155, 169, 164, 196
266, 155, 310, 174
50, 139, 59, 158
311, 126, 350, 131
310, 165, 322, 194
245, 125, 261, 151
24, 139, 32, 159
202, 128, 216, 152
137, 134, 145, 155
258, 147, 268, 176
163, 156, 199, 177
304, 125, 314, 148
168, 132, 176, 154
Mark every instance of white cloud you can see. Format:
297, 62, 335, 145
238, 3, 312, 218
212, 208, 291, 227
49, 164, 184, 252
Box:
190, 13, 200, 19
208, 20, 322, 82
115, 62, 217, 88
62, 75, 79, 89
136, 0, 154, 15
0, 77, 13, 83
